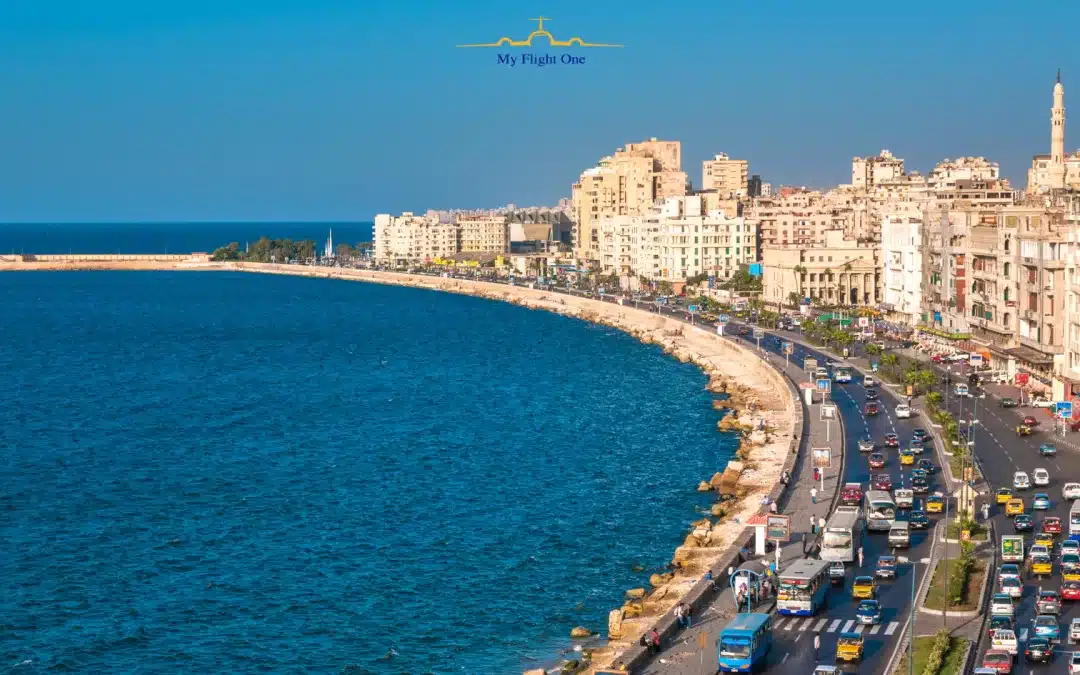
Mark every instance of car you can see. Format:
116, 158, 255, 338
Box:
835, 632, 864, 662
1063, 580, 1080, 601
926, 493, 944, 513
1033, 614, 1061, 641
873, 474, 893, 491
1065, 482, 1080, 500
911, 468, 928, 481
895, 404, 912, 418
865, 401, 880, 416
1044, 517, 1063, 534
1000, 564, 1021, 580
1000, 397, 1018, 408
981, 649, 1012, 674
1015, 471, 1031, 490
917, 458, 936, 474
841, 483, 864, 505
1026, 637, 1054, 664
1038, 590, 1062, 615
875, 555, 897, 579
828, 560, 846, 582
909, 512, 930, 529
852, 576, 876, 599
1040, 443, 1058, 457
868, 452, 886, 469
988, 615, 1013, 640
1006, 498, 1025, 516
900, 449, 915, 465
894, 488, 914, 509
865, 389, 879, 401
1070, 652, 1080, 674
997, 488, 1014, 504
1033, 398, 1057, 408
1031, 544, 1051, 559
1071, 617, 1080, 642
1034, 532, 1055, 549
884, 433, 900, 447
1034, 493, 1052, 510
1063, 553, 1080, 581
1023, 415, 1041, 427
912, 477, 929, 494
1016, 424, 1033, 437
1061, 539, 1079, 556
947, 352, 970, 362
991, 593, 1015, 617
954, 383, 970, 397
1014, 514, 1034, 532
993, 627, 1019, 655
856, 599, 881, 624
864, 376, 877, 387
1000, 576, 1023, 598
1034, 468, 1051, 486
908, 441, 924, 455
911, 428, 929, 444
858, 437, 875, 453
1032, 555, 1053, 576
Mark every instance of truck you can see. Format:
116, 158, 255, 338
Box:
1002, 535, 1025, 563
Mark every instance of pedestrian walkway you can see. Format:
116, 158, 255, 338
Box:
773, 616, 902, 636
637, 338, 844, 675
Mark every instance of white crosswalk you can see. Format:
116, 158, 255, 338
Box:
773, 616, 901, 636
1018, 628, 1029, 642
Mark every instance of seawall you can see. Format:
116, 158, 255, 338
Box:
3, 259, 800, 674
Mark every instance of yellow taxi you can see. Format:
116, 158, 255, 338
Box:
1034, 532, 1055, 548
836, 632, 864, 662
997, 488, 1014, 505
1032, 555, 1053, 576
1064, 566, 1080, 582
1006, 498, 1025, 516
852, 575, 876, 599
900, 449, 915, 465
926, 494, 944, 513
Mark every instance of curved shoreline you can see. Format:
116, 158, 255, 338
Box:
3, 260, 799, 674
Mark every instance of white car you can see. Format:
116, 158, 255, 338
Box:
1071, 617, 1080, 643
1070, 652, 1080, 674
1034, 468, 1051, 486
1032, 398, 1057, 409
1062, 540, 1080, 558
895, 404, 912, 419
864, 375, 876, 387
991, 628, 1018, 655
991, 593, 1015, 616
946, 352, 970, 362
1030, 544, 1051, 559
1014, 471, 1031, 490
1065, 483, 1080, 500
953, 383, 969, 397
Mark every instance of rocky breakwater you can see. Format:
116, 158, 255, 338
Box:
228, 265, 798, 675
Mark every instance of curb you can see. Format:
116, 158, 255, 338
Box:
885, 521, 942, 675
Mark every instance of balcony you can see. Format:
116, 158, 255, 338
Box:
1020, 335, 1065, 355
1023, 308, 1039, 321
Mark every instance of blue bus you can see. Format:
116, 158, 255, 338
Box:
717, 612, 772, 673
776, 558, 830, 616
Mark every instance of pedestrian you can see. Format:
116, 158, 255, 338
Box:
819, 516, 826, 533
858, 546, 864, 568
770, 500, 779, 514
813, 632, 821, 661
736, 589, 746, 609
728, 565, 735, 579
811, 486, 818, 504
809, 514, 816, 534
650, 628, 661, 653
684, 605, 692, 628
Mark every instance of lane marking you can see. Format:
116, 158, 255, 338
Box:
869, 625, 881, 635
774, 618, 788, 629
828, 619, 842, 633
854, 624, 865, 634
842, 619, 855, 633
885, 622, 899, 635
813, 618, 828, 632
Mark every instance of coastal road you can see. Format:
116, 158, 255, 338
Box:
924, 359, 1080, 673
719, 322, 938, 675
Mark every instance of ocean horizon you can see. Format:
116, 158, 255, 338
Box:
1, 231, 735, 673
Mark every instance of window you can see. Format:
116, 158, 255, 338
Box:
1029, 292, 1038, 310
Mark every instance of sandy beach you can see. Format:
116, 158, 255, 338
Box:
3, 259, 797, 673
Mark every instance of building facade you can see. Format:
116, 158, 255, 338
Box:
702, 153, 749, 198
763, 230, 880, 308
880, 213, 924, 325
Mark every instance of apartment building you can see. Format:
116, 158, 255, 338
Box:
1059, 192, 1080, 398
851, 149, 905, 188
458, 214, 511, 254
762, 230, 880, 308
880, 213, 924, 325
928, 157, 1000, 188
748, 190, 841, 247
702, 153, 749, 198
373, 212, 510, 262
571, 138, 688, 262
597, 195, 757, 290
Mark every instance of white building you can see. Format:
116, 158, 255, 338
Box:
881, 213, 924, 325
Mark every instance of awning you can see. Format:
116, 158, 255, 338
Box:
1002, 345, 1054, 367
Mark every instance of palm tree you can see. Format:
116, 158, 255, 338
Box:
863, 343, 882, 358
880, 353, 899, 378
787, 291, 801, 308
793, 264, 807, 301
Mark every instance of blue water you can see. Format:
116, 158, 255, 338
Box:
0, 222, 373, 255
0, 269, 735, 674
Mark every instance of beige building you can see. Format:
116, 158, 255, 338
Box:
458, 214, 510, 254
763, 230, 880, 308
749, 190, 847, 247
702, 153, 749, 198
851, 149, 905, 189
571, 138, 688, 262
1027, 71, 1080, 193
373, 211, 509, 263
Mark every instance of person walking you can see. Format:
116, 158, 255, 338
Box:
818, 516, 826, 534
811, 486, 818, 504
858, 546, 864, 568
813, 632, 821, 661
809, 514, 816, 535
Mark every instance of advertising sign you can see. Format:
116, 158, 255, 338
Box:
1057, 401, 1074, 418
753, 327, 764, 339
688, 305, 698, 313
821, 402, 838, 420
871, 362, 879, 372
766, 514, 790, 542
906, 385, 914, 396
811, 447, 832, 469
782, 341, 793, 355
804, 357, 818, 372
718, 314, 730, 324
1015, 372, 1030, 386
816, 378, 832, 393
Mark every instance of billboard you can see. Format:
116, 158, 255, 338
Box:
766, 514, 790, 541
1015, 372, 1030, 386
811, 447, 832, 468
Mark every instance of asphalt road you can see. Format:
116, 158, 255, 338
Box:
927, 359, 1080, 672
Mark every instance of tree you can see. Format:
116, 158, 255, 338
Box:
210, 242, 242, 261
787, 291, 801, 308
793, 264, 807, 300
863, 343, 882, 358
880, 353, 899, 378
658, 280, 674, 296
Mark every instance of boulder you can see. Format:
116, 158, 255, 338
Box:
712, 398, 733, 410
672, 548, 692, 565
608, 609, 625, 639
682, 534, 702, 548
570, 626, 593, 638
625, 587, 646, 600
524, 670, 546, 675
710, 502, 728, 517
708, 472, 726, 488
748, 430, 768, 446
697, 480, 712, 492
560, 659, 580, 673
649, 572, 674, 587
623, 600, 644, 617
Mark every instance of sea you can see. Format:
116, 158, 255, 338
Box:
0, 223, 737, 674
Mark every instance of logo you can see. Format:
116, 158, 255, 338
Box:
458, 17, 621, 67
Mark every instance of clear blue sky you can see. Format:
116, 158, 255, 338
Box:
1, 0, 1078, 222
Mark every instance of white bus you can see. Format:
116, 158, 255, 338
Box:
1070, 501, 1080, 537
776, 559, 831, 616
865, 490, 897, 532
820, 510, 862, 562
834, 365, 853, 383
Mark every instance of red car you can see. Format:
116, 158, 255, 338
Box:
1022, 416, 1040, 427
981, 649, 1012, 673
884, 433, 900, 448
868, 453, 886, 469
1044, 517, 1063, 534
1062, 580, 1080, 601
841, 483, 863, 505
873, 473, 893, 491
932, 354, 945, 364
865, 401, 880, 416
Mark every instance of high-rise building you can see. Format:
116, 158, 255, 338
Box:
851, 150, 905, 189
702, 153, 749, 198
